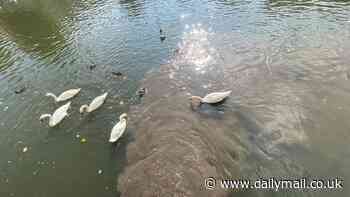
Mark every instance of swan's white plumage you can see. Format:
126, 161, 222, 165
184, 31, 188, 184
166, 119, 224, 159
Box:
190, 91, 232, 105
46, 88, 81, 102
79, 92, 108, 113
109, 113, 127, 143
40, 101, 71, 127
201, 90, 232, 103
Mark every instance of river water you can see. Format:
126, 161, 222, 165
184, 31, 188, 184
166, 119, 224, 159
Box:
0, 0, 350, 196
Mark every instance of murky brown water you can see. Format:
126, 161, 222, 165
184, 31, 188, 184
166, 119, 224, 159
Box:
119, 22, 350, 196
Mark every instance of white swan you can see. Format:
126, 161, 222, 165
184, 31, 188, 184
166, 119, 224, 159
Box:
39, 102, 71, 127
79, 93, 108, 113
109, 113, 128, 143
46, 88, 81, 102
190, 90, 232, 105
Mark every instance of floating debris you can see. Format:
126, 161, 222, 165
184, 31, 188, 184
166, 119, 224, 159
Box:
98, 169, 103, 175
119, 101, 124, 105
3, 106, 8, 111
322, 98, 327, 104
22, 147, 28, 153
33, 170, 39, 176
80, 138, 87, 143
14, 86, 26, 94
169, 72, 175, 79
202, 84, 209, 89
75, 133, 81, 139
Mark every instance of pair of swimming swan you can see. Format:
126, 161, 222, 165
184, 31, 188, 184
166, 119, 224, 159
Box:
40, 88, 127, 143
39, 88, 81, 128
45, 88, 109, 113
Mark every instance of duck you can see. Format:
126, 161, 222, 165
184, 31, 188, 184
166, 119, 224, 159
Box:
190, 90, 232, 105
109, 113, 128, 143
39, 102, 71, 127
137, 87, 147, 97
79, 92, 108, 114
15, 86, 26, 94
46, 88, 81, 102
160, 28, 166, 42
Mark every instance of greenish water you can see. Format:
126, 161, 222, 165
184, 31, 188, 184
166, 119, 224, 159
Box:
0, 0, 350, 196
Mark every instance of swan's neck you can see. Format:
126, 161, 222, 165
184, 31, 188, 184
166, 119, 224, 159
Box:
40, 114, 52, 121
46, 93, 58, 102
79, 105, 89, 113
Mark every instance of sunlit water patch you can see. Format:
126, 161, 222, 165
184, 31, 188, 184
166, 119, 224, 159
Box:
176, 24, 218, 72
